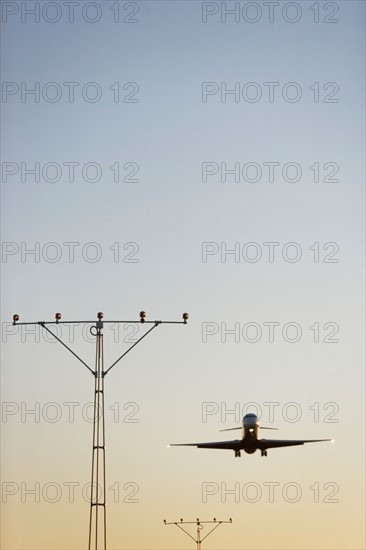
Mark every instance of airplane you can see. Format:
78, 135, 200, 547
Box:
168, 413, 333, 457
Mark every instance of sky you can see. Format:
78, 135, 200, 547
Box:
1, 1, 365, 549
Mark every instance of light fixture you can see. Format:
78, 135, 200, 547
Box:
55, 313, 62, 323
139, 311, 146, 323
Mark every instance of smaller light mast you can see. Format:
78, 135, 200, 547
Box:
164, 517, 233, 549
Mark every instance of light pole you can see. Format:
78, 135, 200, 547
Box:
164, 518, 232, 549
12, 311, 189, 550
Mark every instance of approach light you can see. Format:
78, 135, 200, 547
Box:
180, 518, 183, 522
55, 313, 62, 323
12, 314, 19, 324
97, 312, 104, 320
213, 518, 216, 522
182, 312, 189, 323
164, 520, 166, 524
139, 311, 146, 323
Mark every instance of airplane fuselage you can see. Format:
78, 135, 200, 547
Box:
241, 413, 260, 454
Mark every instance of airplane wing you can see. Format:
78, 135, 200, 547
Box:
257, 438, 332, 450
169, 439, 242, 450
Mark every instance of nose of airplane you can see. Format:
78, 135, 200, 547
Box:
243, 413, 258, 426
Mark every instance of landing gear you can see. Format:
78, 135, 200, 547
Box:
261, 450, 268, 457
235, 450, 241, 458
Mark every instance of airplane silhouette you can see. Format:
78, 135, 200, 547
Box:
169, 413, 333, 457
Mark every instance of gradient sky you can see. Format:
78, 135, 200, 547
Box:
1, 1, 365, 549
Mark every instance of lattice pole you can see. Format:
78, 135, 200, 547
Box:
12, 311, 188, 550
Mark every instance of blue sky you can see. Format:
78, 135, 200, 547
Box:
1, 1, 365, 549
